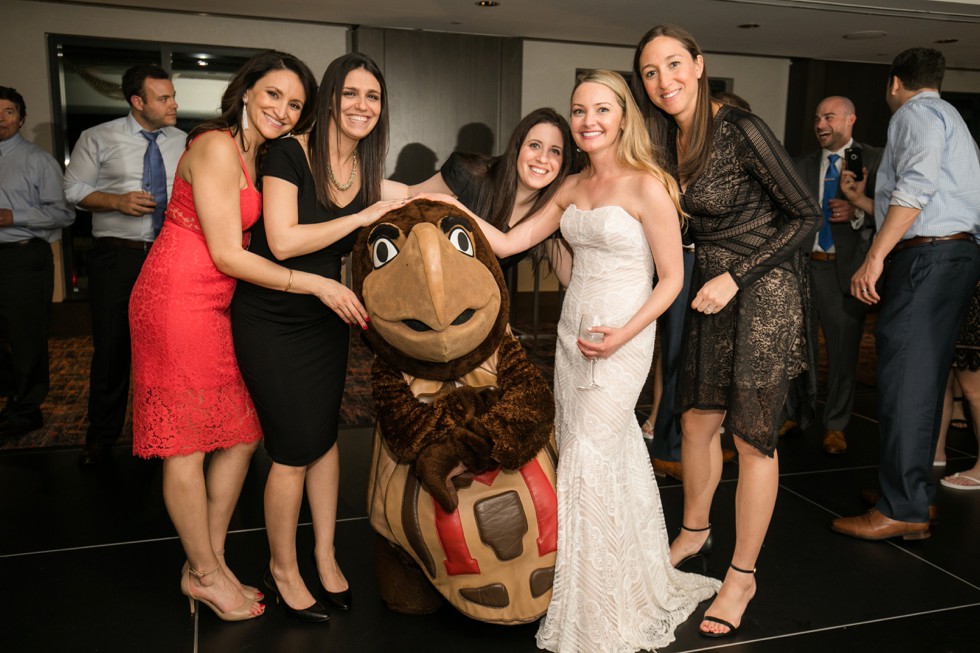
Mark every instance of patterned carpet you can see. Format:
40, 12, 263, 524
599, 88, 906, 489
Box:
0, 306, 875, 452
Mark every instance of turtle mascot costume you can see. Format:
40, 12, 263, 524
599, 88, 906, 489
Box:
351, 198, 558, 624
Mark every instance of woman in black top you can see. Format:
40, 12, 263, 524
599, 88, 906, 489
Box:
633, 25, 819, 638
411, 108, 578, 278
231, 53, 408, 622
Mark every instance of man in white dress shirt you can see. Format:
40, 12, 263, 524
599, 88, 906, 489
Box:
64, 64, 186, 466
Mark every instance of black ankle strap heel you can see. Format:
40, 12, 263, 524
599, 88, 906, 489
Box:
676, 524, 713, 572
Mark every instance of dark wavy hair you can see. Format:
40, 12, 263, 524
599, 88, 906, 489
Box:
455, 108, 576, 231
632, 24, 713, 185
187, 50, 317, 165
890, 47, 945, 92
121, 64, 170, 107
0, 86, 26, 120
308, 53, 389, 210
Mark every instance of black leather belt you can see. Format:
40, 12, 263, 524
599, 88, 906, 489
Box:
893, 232, 972, 253
95, 236, 153, 252
0, 238, 41, 250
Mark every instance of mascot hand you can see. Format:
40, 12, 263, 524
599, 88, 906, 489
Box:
443, 385, 501, 421
415, 442, 466, 513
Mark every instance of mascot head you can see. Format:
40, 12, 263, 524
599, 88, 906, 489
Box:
352, 199, 510, 381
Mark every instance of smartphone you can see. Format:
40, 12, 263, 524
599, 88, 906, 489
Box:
844, 147, 864, 182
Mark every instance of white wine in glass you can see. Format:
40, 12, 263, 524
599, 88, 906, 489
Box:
577, 314, 604, 390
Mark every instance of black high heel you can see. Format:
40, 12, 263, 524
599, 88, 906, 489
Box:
310, 550, 352, 611
675, 524, 713, 573
263, 567, 330, 623
700, 563, 756, 638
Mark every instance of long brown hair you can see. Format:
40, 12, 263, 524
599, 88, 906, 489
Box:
188, 50, 317, 170
308, 53, 389, 210
632, 24, 713, 185
456, 108, 576, 231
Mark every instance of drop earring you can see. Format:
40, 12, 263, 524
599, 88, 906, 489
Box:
242, 96, 249, 131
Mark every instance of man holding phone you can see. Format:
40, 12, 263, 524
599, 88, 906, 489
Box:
790, 96, 881, 455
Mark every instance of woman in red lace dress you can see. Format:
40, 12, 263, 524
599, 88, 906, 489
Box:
130, 51, 363, 622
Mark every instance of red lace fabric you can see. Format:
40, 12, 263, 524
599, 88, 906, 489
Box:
130, 141, 263, 459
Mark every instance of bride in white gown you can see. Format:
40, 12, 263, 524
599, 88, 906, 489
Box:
472, 70, 720, 653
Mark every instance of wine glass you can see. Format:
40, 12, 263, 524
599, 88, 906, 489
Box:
577, 314, 604, 390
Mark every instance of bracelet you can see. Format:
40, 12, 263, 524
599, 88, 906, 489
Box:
284, 269, 294, 292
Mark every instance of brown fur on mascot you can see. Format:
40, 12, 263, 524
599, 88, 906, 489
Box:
351, 198, 557, 624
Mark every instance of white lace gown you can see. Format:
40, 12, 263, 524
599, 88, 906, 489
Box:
536, 205, 721, 653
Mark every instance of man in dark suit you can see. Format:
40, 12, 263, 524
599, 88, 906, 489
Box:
791, 96, 881, 455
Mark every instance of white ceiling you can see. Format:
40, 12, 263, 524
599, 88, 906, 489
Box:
49, 0, 980, 69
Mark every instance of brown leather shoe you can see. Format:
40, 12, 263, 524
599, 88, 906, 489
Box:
778, 419, 800, 437
822, 429, 847, 454
831, 507, 930, 541
722, 448, 736, 464
859, 488, 937, 526
652, 458, 683, 481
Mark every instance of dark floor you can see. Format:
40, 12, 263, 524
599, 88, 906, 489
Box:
2, 296, 979, 652
3, 384, 978, 653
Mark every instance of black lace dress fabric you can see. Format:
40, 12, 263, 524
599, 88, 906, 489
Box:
953, 282, 980, 371
670, 106, 820, 455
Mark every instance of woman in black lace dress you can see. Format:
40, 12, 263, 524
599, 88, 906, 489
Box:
633, 24, 819, 637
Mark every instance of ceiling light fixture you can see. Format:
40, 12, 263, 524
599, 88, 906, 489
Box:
475, 1, 500, 6
935, 38, 959, 44
737, 23, 760, 29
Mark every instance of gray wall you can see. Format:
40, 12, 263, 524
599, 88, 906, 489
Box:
353, 27, 522, 184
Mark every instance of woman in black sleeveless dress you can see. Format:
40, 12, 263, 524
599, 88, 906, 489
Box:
231, 53, 408, 622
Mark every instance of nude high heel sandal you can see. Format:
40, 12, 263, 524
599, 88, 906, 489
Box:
181, 563, 265, 621
214, 551, 264, 601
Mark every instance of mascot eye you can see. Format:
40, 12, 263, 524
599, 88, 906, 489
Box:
447, 227, 475, 257
372, 237, 400, 269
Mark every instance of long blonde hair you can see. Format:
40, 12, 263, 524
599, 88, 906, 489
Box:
574, 69, 684, 222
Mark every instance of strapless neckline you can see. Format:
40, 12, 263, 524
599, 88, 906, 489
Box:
566, 203, 636, 221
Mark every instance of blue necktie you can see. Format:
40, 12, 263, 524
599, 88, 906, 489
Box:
140, 130, 167, 237
819, 153, 840, 251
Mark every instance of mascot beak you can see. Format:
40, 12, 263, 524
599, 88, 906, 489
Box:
413, 224, 454, 328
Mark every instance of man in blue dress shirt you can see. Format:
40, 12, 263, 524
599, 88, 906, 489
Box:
832, 48, 980, 541
0, 86, 75, 438
64, 65, 185, 466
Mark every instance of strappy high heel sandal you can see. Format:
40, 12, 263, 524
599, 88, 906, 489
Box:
182, 556, 264, 602
675, 524, 713, 573
215, 551, 264, 601
641, 419, 654, 440
700, 563, 755, 638
181, 564, 265, 621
